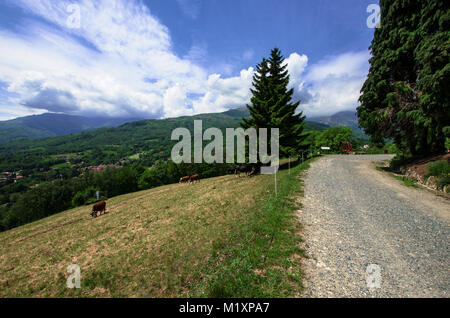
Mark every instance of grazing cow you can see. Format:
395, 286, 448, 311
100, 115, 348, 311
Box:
226, 167, 235, 174
179, 176, 190, 183
248, 166, 257, 177
235, 165, 252, 177
189, 174, 200, 183
91, 200, 106, 218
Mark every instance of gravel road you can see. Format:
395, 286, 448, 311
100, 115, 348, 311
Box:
298, 155, 449, 298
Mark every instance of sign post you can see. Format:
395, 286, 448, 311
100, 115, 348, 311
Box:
275, 169, 277, 196
288, 156, 291, 174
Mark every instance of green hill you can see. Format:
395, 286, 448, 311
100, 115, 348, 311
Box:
0, 107, 327, 171
0, 113, 141, 144
0, 160, 310, 297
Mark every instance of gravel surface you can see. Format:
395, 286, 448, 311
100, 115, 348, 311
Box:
298, 155, 449, 298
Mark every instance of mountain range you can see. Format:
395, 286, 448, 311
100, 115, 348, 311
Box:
0, 107, 364, 172
0, 113, 141, 144
310, 110, 367, 139
0, 108, 334, 144
0, 108, 367, 146
309, 110, 359, 130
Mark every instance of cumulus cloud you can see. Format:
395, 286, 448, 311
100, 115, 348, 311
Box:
0, 0, 369, 120
281, 51, 370, 117
163, 84, 193, 118
300, 51, 370, 117
0, 0, 208, 118
192, 67, 254, 114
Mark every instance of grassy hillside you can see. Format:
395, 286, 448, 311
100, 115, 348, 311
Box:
0, 161, 310, 297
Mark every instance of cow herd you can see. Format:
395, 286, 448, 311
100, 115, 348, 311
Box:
179, 165, 257, 185
91, 165, 258, 217
179, 174, 200, 184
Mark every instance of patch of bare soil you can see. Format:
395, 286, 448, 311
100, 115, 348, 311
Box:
404, 153, 449, 175
400, 153, 450, 192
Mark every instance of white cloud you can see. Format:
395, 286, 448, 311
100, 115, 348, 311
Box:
0, 0, 369, 121
163, 84, 193, 118
306, 51, 370, 82
300, 51, 370, 117
192, 67, 254, 114
0, 0, 207, 118
183, 43, 208, 64
285, 52, 309, 86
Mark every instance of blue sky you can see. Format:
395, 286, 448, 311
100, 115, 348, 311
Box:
0, 0, 379, 120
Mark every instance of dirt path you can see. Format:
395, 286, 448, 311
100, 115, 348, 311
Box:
298, 155, 449, 297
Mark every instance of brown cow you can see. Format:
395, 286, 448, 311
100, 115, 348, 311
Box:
179, 176, 190, 183
189, 174, 200, 184
91, 200, 106, 218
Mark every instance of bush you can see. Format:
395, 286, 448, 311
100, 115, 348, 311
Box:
427, 161, 450, 178
426, 161, 450, 188
390, 154, 410, 171
72, 186, 99, 207
72, 192, 86, 207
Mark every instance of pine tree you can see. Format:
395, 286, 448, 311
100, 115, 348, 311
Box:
358, 0, 449, 156
242, 58, 271, 130
242, 48, 308, 158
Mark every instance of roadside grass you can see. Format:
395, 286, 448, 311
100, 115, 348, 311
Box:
376, 161, 418, 188
390, 173, 419, 188
426, 161, 450, 188
190, 160, 312, 297
0, 160, 310, 297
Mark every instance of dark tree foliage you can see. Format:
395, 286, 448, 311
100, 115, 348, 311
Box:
242, 48, 308, 157
358, 0, 450, 156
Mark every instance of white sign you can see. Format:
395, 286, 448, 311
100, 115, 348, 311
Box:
321, 147, 330, 150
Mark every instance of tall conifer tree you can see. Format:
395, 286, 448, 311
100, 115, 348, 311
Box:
358, 0, 449, 155
242, 48, 308, 158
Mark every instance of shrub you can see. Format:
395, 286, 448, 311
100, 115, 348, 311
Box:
426, 161, 450, 188
72, 186, 99, 207
426, 161, 450, 178
72, 192, 86, 207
